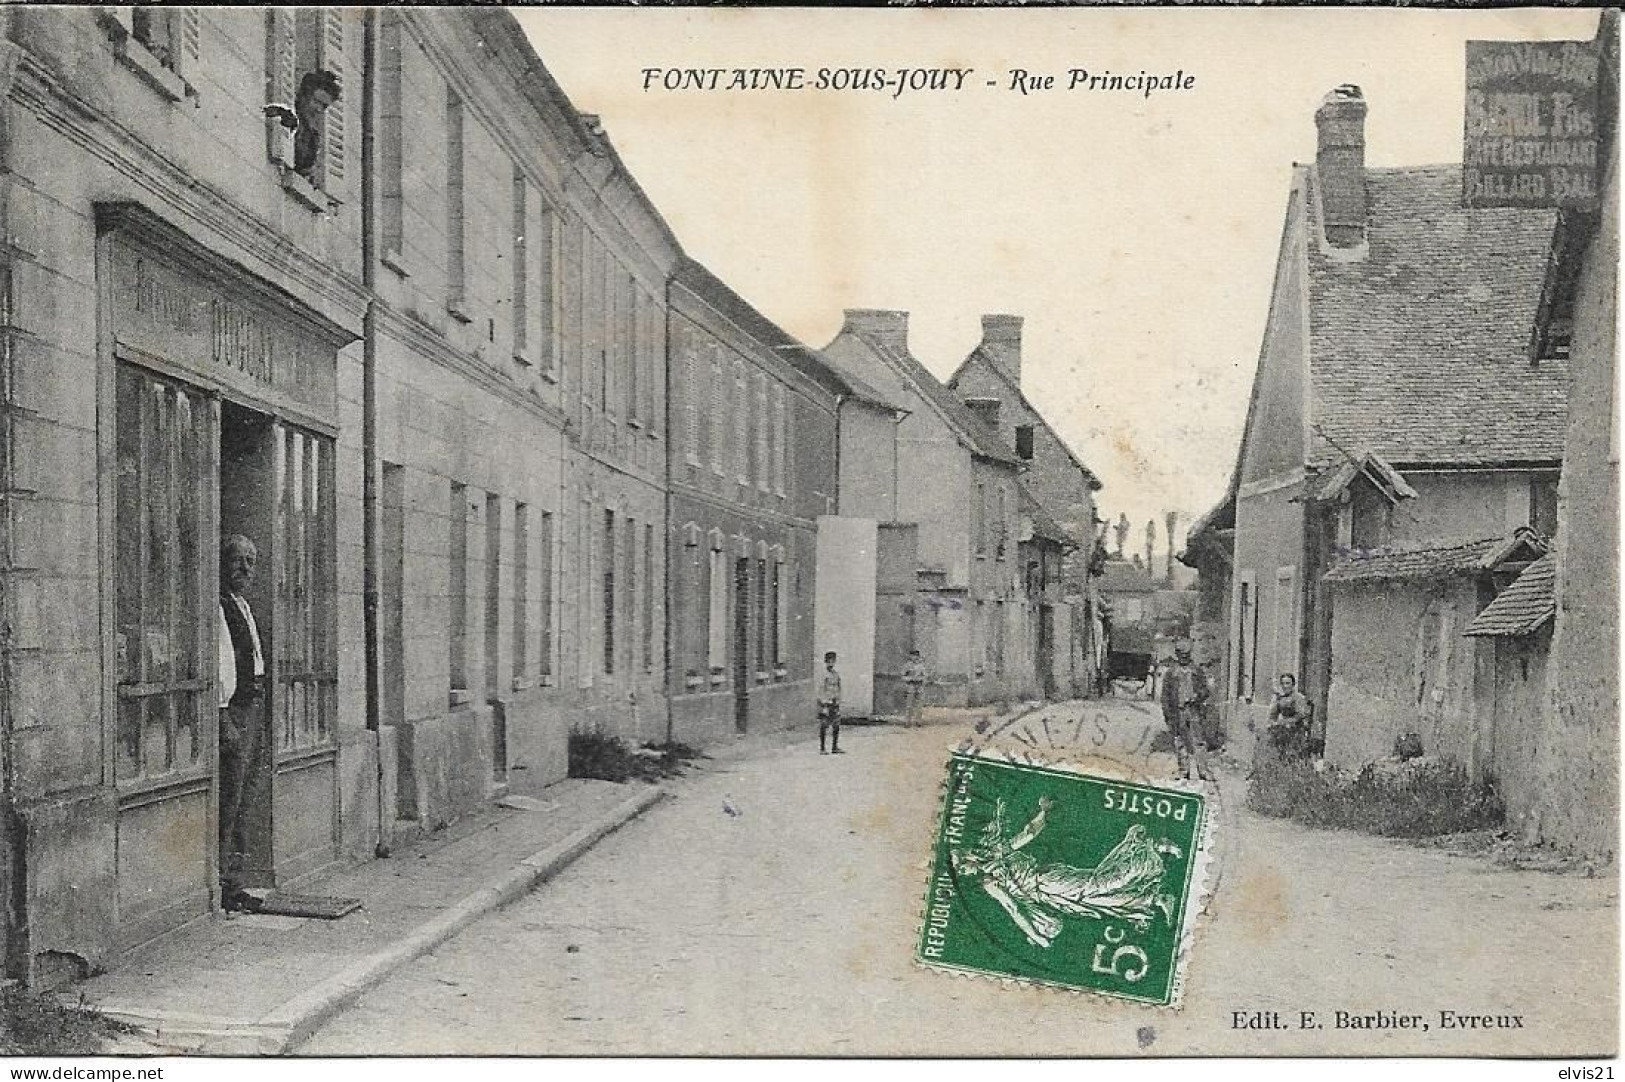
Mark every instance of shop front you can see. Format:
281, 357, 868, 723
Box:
97, 205, 351, 949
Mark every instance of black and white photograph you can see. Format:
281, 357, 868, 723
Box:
0, 3, 1614, 1069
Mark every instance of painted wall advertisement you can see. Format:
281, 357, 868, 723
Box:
1463, 39, 1602, 209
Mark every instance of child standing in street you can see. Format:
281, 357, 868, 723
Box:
818, 651, 843, 754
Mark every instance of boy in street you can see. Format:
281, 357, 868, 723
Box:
902, 649, 928, 727
819, 651, 843, 754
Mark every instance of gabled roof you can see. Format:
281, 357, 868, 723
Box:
1305, 164, 1568, 468
1312, 449, 1419, 503
822, 329, 1020, 466
1324, 527, 1548, 584
1465, 553, 1557, 637
948, 346, 1102, 490
1019, 484, 1075, 549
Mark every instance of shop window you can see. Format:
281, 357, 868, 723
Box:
272, 425, 338, 753
114, 367, 213, 784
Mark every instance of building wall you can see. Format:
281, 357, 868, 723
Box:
1391, 471, 1559, 545
1324, 578, 1485, 770
663, 281, 835, 745
951, 360, 1098, 590
1532, 145, 1619, 862
1488, 629, 1551, 841
837, 400, 898, 521
1229, 484, 1306, 724
2, 8, 370, 978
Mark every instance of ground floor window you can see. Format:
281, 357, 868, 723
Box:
115, 365, 214, 783
707, 547, 727, 675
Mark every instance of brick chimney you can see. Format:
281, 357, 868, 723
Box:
843, 309, 910, 352
1315, 85, 1368, 248
978, 314, 1024, 387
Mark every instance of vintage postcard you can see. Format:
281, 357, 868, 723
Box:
0, 1, 1614, 1067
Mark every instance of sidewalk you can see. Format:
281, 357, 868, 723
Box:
70, 778, 665, 1055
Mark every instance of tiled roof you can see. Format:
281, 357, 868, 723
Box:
1466, 553, 1557, 637
1020, 484, 1074, 547
1324, 529, 1546, 583
949, 347, 1102, 488
673, 259, 885, 405
1097, 559, 1159, 594
1306, 165, 1569, 468
831, 332, 1020, 465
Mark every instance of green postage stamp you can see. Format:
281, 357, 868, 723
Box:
917, 750, 1211, 1007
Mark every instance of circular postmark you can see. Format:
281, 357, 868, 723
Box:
917, 699, 1229, 1008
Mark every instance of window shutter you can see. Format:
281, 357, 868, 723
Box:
755, 374, 769, 491
265, 9, 297, 166
734, 362, 748, 484
773, 383, 786, 496
710, 352, 725, 474
685, 346, 700, 465
317, 9, 347, 192
173, 8, 201, 80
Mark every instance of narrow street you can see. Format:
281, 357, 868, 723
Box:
302, 702, 1617, 1058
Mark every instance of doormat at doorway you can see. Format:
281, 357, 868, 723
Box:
254, 893, 362, 920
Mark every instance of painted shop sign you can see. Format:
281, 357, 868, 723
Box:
111, 242, 338, 419
1463, 39, 1601, 210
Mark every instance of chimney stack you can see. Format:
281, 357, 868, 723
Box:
843, 309, 910, 353
1315, 85, 1368, 248
978, 314, 1024, 387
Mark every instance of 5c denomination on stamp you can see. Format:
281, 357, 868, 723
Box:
917, 749, 1211, 1007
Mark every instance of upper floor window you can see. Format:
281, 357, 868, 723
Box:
265, 10, 346, 204
103, 8, 200, 102
1015, 424, 1035, 460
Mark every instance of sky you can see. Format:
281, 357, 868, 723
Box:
516, 7, 1600, 557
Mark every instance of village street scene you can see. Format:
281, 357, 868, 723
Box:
0, 4, 1615, 1063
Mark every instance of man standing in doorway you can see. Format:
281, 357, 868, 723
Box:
219, 534, 267, 913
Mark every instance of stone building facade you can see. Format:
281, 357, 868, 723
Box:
948, 314, 1102, 696
665, 259, 840, 744
0, 6, 683, 984
819, 310, 1027, 710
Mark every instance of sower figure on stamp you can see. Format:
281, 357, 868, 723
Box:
818, 651, 843, 754
218, 534, 267, 913
901, 649, 927, 728
1158, 644, 1213, 781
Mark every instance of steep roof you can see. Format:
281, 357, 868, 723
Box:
821, 330, 1020, 466
948, 346, 1102, 490
1324, 528, 1547, 584
1305, 164, 1568, 468
674, 259, 889, 406
1465, 553, 1557, 637
1019, 484, 1074, 548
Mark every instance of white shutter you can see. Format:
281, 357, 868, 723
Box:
316, 9, 347, 192
265, 9, 297, 166
685, 345, 701, 466
173, 9, 201, 80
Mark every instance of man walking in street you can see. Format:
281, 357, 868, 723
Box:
818, 651, 843, 754
1159, 644, 1213, 781
901, 649, 928, 728
219, 534, 267, 913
